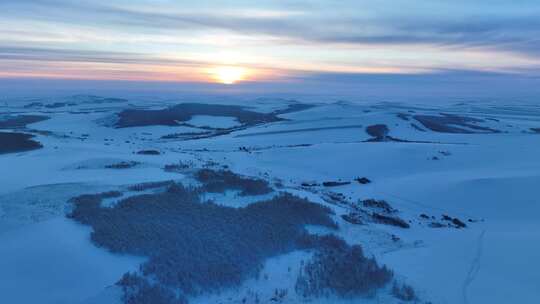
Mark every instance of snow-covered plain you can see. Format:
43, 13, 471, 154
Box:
0, 96, 539, 304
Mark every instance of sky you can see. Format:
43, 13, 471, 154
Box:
1, 0, 540, 98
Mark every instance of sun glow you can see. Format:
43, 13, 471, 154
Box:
212, 66, 247, 84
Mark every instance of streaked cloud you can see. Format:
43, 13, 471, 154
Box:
1, 0, 540, 83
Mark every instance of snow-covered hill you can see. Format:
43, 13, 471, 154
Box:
1, 96, 539, 304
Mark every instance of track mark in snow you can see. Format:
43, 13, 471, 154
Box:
463, 230, 485, 304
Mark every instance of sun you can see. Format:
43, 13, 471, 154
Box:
212, 66, 247, 84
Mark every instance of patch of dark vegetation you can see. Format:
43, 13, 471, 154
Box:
44, 102, 76, 108
68, 191, 123, 219
25, 129, 54, 136
341, 213, 364, 225
365, 124, 411, 142
68, 187, 339, 302
70, 95, 128, 104
163, 161, 195, 173
362, 199, 395, 213
411, 123, 426, 132
161, 131, 213, 139
0, 115, 49, 128
194, 169, 273, 196
295, 234, 393, 298
392, 282, 417, 302
272, 103, 314, 115
23, 102, 44, 109
366, 124, 389, 138
451, 218, 467, 228
439, 150, 451, 156
413, 113, 500, 134
0, 132, 43, 154
428, 222, 446, 228
202, 160, 225, 169
235, 125, 365, 138
441, 214, 467, 228
115, 103, 283, 128
105, 161, 141, 169
326, 192, 347, 202
181, 130, 235, 141
355, 177, 371, 184
115, 103, 313, 141
422, 213, 470, 229
531, 128, 540, 133
127, 181, 175, 192
396, 113, 410, 121
372, 213, 410, 229
90, 97, 127, 103
136, 149, 161, 155
102, 97, 128, 103
322, 181, 351, 187
119, 273, 187, 304
270, 288, 288, 302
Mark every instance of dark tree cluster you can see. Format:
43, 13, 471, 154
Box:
161, 131, 212, 139
0, 115, 49, 128
365, 124, 389, 139
442, 214, 467, 228
362, 199, 396, 213
68, 186, 342, 303
136, 149, 161, 155
341, 213, 364, 225
413, 114, 500, 134
372, 213, 410, 229
295, 234, 393, 298
392, 282, 417, 301
114, 103, 283, 128
194, 169, 273, 196
322, 181, 351, 187
355, 177, 371, 184
163, 161, 194, 172
118, 273, 188, 304
68, 191, 123, 224
0, 132, 43, 154
364, 124, 411, 142
127, 180, 175, 192
105, 161, 140, 169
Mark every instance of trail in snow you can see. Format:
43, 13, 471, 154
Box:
463, 230, 486, 304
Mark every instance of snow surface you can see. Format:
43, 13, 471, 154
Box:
0, 217, 143, 304
186, 115, 241, 128
1, 96, 539, 303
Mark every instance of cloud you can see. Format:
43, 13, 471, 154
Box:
2, 0, 540, 80
0, 46, 207, 66
3, 1, 534, 57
